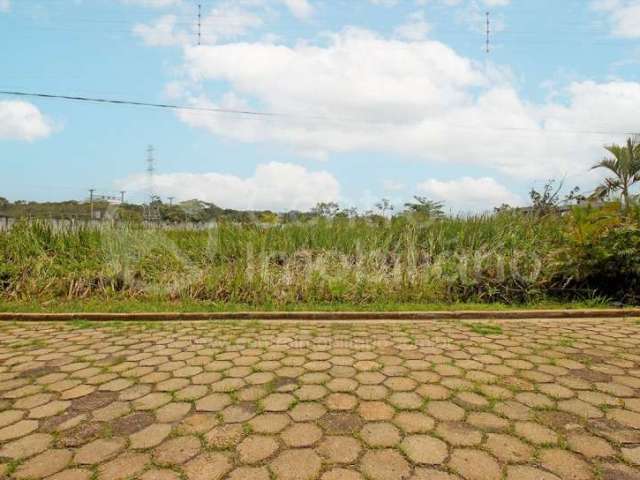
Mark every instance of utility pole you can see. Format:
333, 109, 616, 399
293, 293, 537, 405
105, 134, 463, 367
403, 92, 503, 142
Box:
485, 11, 490, 54
120, 190, 126, 204
197, 3, 202, 46
89, 188, 95, 220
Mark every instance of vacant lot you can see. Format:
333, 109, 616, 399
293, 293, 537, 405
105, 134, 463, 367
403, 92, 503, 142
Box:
0, 318, 639, 479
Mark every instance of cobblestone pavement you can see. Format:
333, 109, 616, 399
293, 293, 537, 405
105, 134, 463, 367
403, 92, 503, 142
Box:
0, 319, 640, 480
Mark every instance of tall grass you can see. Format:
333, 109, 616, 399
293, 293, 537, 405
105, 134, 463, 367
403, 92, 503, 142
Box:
0, 208, 636, 307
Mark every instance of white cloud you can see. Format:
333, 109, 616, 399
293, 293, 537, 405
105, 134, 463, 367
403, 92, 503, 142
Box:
173, 28, 639, 182
133, 15, 189, 46
117, 162, 340, 211
0, 101, 54, 141
133, 2, 263, 46
418, 176, 523, 213
394, 11, 430, 41
0, 0, 10, 13
280, 0, 314, 19
592, 0, 640, 38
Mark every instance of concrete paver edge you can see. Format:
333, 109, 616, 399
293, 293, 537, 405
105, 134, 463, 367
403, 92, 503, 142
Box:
0, 308, 639, 321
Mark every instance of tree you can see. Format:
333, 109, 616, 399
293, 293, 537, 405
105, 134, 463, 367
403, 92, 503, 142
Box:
374, 198, 395, 217
311, 202, 340, 218
529, 180, 563, 216
403, 196, 444, 219
591, 137, 640, 209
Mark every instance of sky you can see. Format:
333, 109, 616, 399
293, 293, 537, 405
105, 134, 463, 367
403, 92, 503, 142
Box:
1, 0, 640, 213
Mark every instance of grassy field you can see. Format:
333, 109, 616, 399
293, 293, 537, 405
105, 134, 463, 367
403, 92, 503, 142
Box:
1, 204, 638, 311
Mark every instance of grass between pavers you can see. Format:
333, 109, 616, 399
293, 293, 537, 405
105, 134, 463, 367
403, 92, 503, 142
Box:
0, 298, 618, 314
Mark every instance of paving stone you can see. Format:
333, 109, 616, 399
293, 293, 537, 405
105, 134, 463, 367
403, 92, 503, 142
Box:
154, 436, 202, 465
361, 422, 401, 447
248, 413, 291, 433
436, 421, 482, 446
514, 421, 558, 445
270, 449, 322, 480
139, 469, 181, 480
360, 449, 411, 480
400, 435, 448, 465
0, 419, 39, 441
466, 412, 509, 431
262, 393, 295, 411
74, 437, 126, 465
282, 422, 323, 447
228, 466, 271, 480
359, 401, 395, 421
621, 446, 640, 465
426, 401, 465, 421
130, 423, 172, 449
0, 432, 52, 459
539, 448, 595, 480
205, 424, 245, 449
237, 435, 279, 463
183, 452, 232, 480
448, 449, 501, 480
97, 452, 150, 480
567, 432, 616, 458
196, 393, 232, 412
389, 392, 423, 410
321, 468, 364, 480
290, 402, 327, 421
47, 468, 93, 480
14, 449, 73, 479
156, 402, 192, 422
411, 469, 462, 480
317, 436, 362, 463
506, 466, 561, 480
484, 433, 534, 463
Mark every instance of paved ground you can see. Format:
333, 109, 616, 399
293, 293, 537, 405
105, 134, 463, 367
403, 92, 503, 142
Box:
0, 319, 639, 480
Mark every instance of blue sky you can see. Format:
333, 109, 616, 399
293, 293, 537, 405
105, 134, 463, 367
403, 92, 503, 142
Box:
2, 0, 640, 212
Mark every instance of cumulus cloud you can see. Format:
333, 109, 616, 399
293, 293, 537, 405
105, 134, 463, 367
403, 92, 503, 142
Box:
133, 1, 263, 46
394, 11, 430, 41
0, 0, 10, 13
0, 101, 54, 141
116, 162, 340, 211
172, 28, 638, 181
418, 176, 523, 213
592, 0, 640, 38
280, 0, 314, 19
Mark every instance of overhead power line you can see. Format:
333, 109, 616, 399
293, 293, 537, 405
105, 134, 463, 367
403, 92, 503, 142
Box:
0, 89, 637, 137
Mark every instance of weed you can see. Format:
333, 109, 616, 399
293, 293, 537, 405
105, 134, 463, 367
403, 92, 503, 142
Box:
469, 323, 503, 335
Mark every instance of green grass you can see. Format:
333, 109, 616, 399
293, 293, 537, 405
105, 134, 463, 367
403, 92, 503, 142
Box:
0, 207, 638, 309
468, 323, 503, 335
0, 298, 615, 313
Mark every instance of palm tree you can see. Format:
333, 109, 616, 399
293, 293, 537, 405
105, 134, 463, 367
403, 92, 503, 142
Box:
591, 137, 640, 209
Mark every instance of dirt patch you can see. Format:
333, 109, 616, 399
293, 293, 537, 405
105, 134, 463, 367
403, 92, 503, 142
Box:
71, 391, 118, 412
536, 411, 584, 431
568, 368, 612, 383
57, 422, 103, 447
588, 418, 640, 445
273, 377, 298, 391
18, 365, 59, 378
318, 412, 364, 435
568, 353, 607, 364
110, 412, 155, 436
600, 463, 640, 480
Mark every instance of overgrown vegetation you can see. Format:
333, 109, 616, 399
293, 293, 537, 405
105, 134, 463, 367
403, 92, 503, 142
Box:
2, 139, 639, 310
1, 201, 639, 309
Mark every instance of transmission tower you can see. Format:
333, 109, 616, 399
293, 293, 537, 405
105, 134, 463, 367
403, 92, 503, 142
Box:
197, 3, 202, 46
144, 145, 161, 222
485, 12, 490, 54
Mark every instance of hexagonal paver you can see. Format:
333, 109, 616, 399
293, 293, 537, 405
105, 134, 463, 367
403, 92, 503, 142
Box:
400, 435, 448, 465
270, 449, 322, 480
1, 318, 640, 480
360, 449, 411, 480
